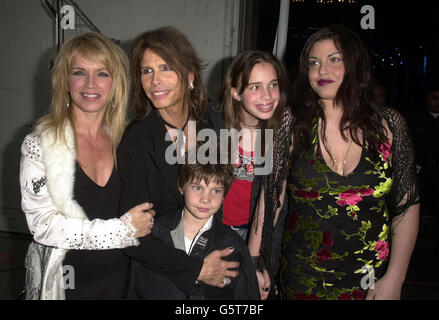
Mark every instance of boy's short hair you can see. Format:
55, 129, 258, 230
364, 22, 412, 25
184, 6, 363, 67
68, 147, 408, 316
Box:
178, 145, 235, 196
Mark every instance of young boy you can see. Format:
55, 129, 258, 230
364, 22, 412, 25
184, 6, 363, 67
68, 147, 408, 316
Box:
126, 157, 260, 300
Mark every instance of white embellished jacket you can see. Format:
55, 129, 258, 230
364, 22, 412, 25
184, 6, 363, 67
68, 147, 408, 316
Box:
19, 121, 139, 300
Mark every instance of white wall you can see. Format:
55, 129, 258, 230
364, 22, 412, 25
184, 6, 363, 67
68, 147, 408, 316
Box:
0, 0, 241, 233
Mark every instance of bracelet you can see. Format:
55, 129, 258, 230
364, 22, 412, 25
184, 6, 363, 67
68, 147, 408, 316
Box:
251, 256, 266, 272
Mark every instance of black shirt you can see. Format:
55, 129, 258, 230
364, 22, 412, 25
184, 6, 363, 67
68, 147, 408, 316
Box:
63, 162, 129, 300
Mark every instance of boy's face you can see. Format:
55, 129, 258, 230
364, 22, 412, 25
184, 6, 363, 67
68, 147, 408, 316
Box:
180, 178, 225, 222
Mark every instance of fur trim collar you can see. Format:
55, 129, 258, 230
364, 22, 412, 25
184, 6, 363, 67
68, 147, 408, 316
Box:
39, 121, 87, 220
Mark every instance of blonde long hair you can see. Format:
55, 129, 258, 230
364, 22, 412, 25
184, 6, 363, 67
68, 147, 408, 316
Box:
37, 32, 130, 161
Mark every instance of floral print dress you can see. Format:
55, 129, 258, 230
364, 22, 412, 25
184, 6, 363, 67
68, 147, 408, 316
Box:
280, 119, 394, 300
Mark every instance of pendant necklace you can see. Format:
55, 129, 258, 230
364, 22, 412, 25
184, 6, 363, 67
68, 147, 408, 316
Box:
324, 138, 353, 176
320, 121, 353, 176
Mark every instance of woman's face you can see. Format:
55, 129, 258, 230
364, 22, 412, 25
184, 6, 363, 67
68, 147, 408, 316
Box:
68, 53, 113, 115
307, 39, 345, 104
140, 49, 190, 112
232, 62, 280, 125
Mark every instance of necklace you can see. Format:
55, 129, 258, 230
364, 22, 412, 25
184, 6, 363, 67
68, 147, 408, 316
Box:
324, 138, 353, 176
162, 113, 190, 158
161, 112, 190, 132
240, 120, 259, 129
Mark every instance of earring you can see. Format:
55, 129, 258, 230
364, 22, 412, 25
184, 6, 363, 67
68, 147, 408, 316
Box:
66, 101, 70, 108
189, 82, 194, 90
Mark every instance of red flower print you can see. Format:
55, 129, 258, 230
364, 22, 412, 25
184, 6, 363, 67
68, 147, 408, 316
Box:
337, 290, 365, 300
310, 159, 316, 166
375, 240, 389, 261
351, 290, 365, 300
337, 293, 352, 300
316, 248, 332, 262
378, 141, 391, 162
287, 210, 298, 230
340, 189, 363, 205
336, 199, 347, 206
295, 190, 309, 198
322, 231, 334, 247
294, 293, 319, 300
308, 190, 320, 199
359, 188, 374, 196
295, 190, 320, 199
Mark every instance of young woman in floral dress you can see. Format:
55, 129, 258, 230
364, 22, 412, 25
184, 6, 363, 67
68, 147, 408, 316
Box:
250, 25, 420, 300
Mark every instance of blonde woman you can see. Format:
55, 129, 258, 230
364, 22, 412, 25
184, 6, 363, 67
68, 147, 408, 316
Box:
19, 32, 154, 300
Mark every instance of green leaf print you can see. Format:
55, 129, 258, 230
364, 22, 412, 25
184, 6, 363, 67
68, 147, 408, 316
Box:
305, 230, 323, 249
373, 178, 392, 198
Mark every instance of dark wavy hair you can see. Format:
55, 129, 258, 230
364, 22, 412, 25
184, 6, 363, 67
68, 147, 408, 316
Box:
222, 50, 289, 157
222, 50, 289, 133
291, 25, 387, 161
130, 26, 208, 120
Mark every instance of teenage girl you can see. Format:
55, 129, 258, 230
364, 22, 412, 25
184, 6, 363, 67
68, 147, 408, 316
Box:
218, 50, 289, 242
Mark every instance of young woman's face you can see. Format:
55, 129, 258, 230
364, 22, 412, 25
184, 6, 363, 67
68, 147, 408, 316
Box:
68, 53, 113, 115
307, 39, 345, 104
180, 179, 225, 223
232, 62, 280, 125
140, 49, 191, 112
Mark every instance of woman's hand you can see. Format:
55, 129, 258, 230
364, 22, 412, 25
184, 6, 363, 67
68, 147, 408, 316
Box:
197, 247, 240, 287
365, 274, 403, 300
126, 202, 156, 238
256, 269, 270, 300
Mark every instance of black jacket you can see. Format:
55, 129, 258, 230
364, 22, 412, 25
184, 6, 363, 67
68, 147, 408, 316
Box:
117, 111, 212, 295
126, 212, 260, 300
118, 110, 211, 216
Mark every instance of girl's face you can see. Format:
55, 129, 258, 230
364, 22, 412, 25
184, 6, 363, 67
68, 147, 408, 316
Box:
307, 39, 345, 104
232, 62, 280, 126
68, 53, 113, 116
140, 49, 193, 113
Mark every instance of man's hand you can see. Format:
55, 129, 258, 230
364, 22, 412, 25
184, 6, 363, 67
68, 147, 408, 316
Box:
197, 247, 240, 287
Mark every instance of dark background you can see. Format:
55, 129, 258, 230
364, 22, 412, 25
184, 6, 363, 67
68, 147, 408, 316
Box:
256, 0, 439, 113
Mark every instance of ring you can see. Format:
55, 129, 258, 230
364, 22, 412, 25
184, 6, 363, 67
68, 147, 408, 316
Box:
151, 217, 154, 224
223, 277, 231, 286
